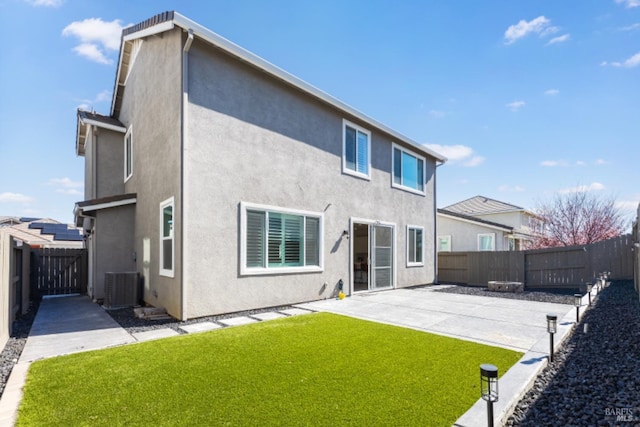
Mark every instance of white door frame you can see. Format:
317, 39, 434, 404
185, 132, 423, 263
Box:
349, 217, 397, 295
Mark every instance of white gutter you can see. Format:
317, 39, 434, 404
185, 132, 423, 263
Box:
80, 118, 127, 133
180, 28, 194, 321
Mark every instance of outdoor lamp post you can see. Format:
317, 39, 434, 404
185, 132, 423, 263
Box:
480, 364, 499, 427
574, 293, 581, 323
546, 314, 557, 362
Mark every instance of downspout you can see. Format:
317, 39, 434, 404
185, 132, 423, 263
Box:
434, 161, 444, 285
180, 28, 194, 321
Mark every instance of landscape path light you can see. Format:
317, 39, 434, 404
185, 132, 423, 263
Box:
546, 313, 557, 362
480, 364, 499, 427
586, 282, 592, 305
574, 293, 581, 324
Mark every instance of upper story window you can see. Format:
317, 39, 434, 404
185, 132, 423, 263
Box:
124, 126, 133, 182
160, 197, 174, 277
407, 225, 424, 266
241, 202, 323, 276
393, 144, 425, 194
342, 120, 371, 180
478, 233, 495, 251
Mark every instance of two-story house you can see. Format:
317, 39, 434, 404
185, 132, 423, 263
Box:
437, 196, 535, 252
73, 11, 446, 320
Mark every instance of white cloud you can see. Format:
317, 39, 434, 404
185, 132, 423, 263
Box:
498, 185, 525, 192
600, 61, 608, 66
24, 0, 63, 7
423, 143, 484, 167
463, 156, 485, 167
428, 110, 446, 119
62, 18, 124, 65
544, 89, 560, 96
504, 16, 559, 45
620, 23, 640, 31
615, 0, 640, 8
611, 51, 640, 68
595, 159, 608, 165
0, 192, 33, 203
94, 89, 111, 102
56, 189, 83, 196
547, 34, 570, 45
506, 100, 525, 112
541, 160, 569, 167
576, 160, 586, 166
558, 182, 606, 193
77, 89, 112, 110
48, 177, 83, 188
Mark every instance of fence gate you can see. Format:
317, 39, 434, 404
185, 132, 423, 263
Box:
31, 248, 87, 297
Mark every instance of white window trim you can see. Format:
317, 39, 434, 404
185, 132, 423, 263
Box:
438, 235, 452, 252
406, 225, 424, 267
240, 201, 324, 276
124, 126, 133, 183
342, 119, 371, 181
477, 233, 495, 251
392, 143, 426, 196
160, 197, 175, 277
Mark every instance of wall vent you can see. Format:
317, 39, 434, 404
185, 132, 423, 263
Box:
104, 272, 139, 309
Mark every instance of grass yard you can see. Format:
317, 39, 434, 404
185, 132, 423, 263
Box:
17, 313, 521, 426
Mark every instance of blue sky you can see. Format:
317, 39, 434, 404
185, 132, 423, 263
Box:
1, 0, 638, 226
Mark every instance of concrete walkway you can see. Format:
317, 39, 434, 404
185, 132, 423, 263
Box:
298, 285, 599, 427
0, 295, 135, 426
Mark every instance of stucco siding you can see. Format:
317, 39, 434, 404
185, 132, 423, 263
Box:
183, 40, 436, 318
94, 128, 125, 199
117, 29, 183, 317
90, 205, 136, 300
438, 215, 507, 252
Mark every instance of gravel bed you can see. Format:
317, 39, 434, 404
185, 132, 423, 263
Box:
505, 280, 640, 426
433, 283, 577, 305
0, 299, 39, 399
105, 304, 301, 334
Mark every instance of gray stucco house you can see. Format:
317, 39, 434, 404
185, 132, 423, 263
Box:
437, 196, 535, 252
73, 11, 446, 320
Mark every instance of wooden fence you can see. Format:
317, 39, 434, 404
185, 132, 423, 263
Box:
30, 247, 87, 297
438, 234, 634, 289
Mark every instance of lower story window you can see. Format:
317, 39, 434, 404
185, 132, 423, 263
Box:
407, 225, 424, 266
438, 235, 451, 252
242, 202, 323, 275
478, 233, 495, 251
160, 197, 174, 277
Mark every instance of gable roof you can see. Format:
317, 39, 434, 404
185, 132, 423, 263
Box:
76, 110, 127, 156
437, 208, 513, 232
110, 11, 447, 163
443, 195, 527, 215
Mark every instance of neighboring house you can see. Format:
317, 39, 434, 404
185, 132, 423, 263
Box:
73, 11, 447, 320
437, 196, 535, 252
0, 218, 83, 249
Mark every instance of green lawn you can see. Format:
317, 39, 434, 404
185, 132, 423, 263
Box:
17, 313, 521, 426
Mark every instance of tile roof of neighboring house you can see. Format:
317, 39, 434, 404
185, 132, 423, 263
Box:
109, 11, 447, 163
437, 209, 513, 232
1, 218, 83, 247
443, 195, 526, 215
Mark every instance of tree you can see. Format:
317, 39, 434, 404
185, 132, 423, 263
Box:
529, 190, 627, 249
